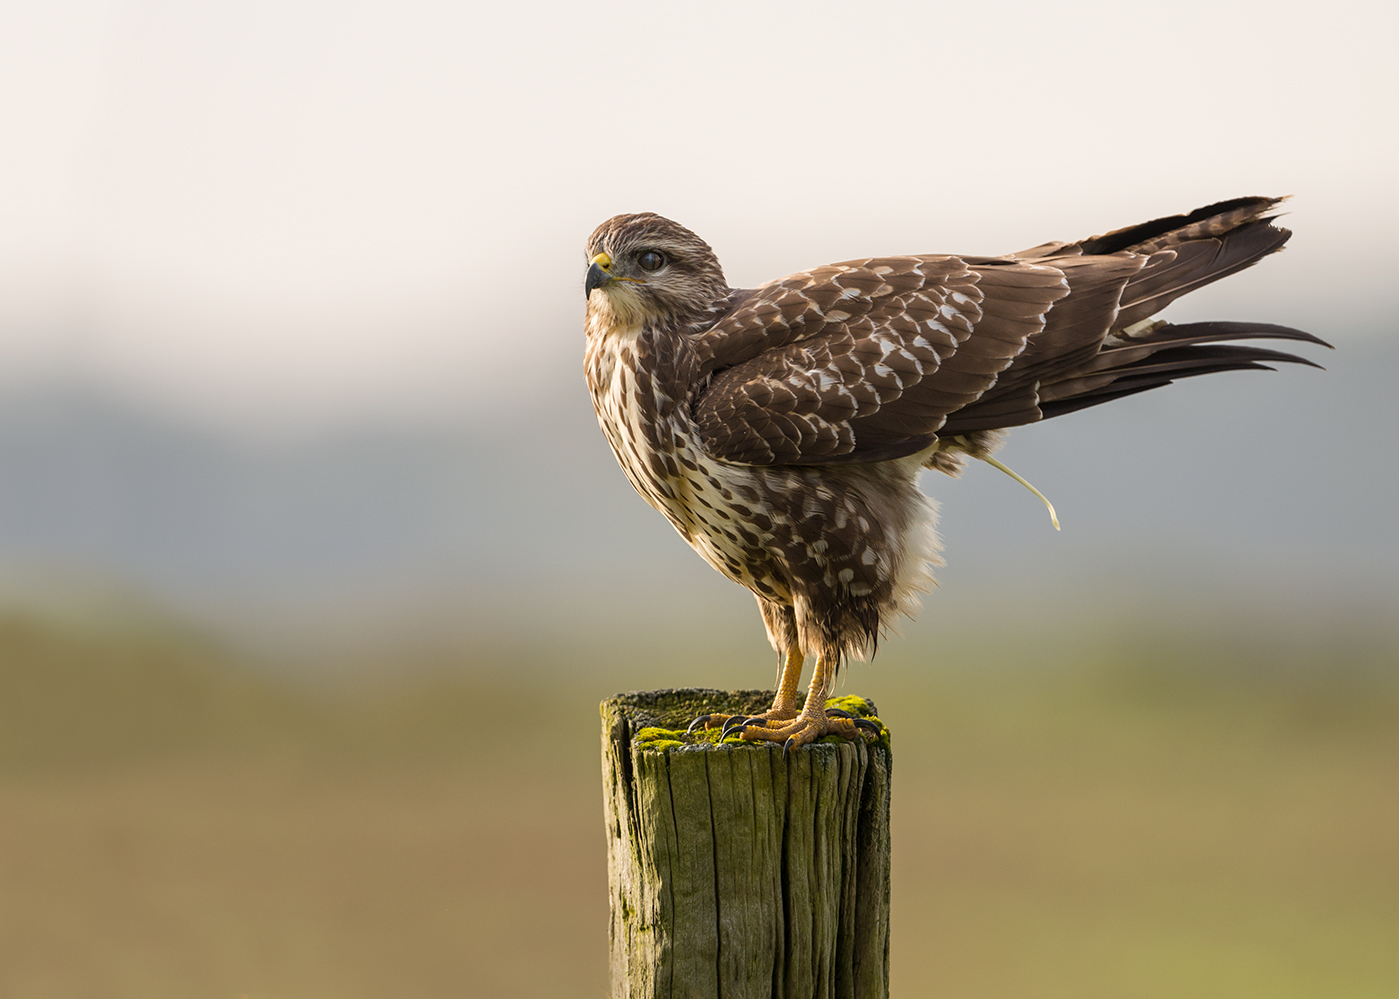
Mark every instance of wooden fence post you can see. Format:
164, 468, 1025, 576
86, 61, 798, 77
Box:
601, 688, 892, 999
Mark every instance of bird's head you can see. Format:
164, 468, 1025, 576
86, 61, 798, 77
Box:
584, 213, 730, 333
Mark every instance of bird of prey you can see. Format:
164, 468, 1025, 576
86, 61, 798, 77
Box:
583, 197, 1326, 749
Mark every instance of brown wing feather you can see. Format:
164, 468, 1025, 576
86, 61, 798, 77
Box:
693, 196, 1326, 464
693, 257, 1069, 464
941, 197, 1327, 435
936, 254, 1145, 433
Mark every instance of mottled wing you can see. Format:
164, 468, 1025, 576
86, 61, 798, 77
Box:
692, 256, 1072, 464
938, 196, 1326, 434
931, 254, 1146, 433
692, 197, 1325, 464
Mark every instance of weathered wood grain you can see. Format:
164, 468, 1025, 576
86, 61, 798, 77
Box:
601, 688, 891, 999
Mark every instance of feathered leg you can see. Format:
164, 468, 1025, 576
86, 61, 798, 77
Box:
736, 596, 884, 748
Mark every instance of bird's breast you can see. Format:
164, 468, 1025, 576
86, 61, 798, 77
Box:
586, 330, 781, 591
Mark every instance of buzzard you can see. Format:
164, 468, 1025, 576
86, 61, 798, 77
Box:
583, 197, 1326, 748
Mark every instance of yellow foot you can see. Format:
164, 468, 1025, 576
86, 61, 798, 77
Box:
736, 707, 882, 751
686, 706, 799, 737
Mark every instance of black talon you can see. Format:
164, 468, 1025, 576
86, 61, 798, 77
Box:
825, 707, 854, 719
853, 718, 883, 736
686, 715, 714, 735
721, 715, 753, 737
783, 735, 797, 755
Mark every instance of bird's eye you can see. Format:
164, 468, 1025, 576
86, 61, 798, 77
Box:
637, 250, 666, 272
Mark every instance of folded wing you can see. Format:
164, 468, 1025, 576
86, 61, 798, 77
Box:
693, 196, 1328, 465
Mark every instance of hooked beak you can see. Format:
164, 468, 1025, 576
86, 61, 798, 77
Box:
585, 251, 643, 299
585, 253, 612, 298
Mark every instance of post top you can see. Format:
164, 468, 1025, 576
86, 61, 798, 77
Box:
601, 687, 887, 753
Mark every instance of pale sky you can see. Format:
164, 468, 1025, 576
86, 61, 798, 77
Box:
3, 0, 1396, 433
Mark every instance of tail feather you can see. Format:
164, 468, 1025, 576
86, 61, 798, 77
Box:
1115, 320, 1329, 350
1036, 322, 1329, 421
942, 198, 1329, 436
1076, 195, 1287, 256
1112, 218, 1293, 330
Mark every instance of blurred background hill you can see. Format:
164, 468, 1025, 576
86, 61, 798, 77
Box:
2, 0, 1397, 995
0, 331, 1394, 659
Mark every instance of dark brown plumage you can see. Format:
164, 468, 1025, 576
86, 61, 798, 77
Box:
583, 197, 1327, 748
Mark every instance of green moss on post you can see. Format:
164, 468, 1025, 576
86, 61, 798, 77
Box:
601, 688, 892, 999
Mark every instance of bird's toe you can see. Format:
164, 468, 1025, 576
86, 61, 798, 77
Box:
737, 707, 881, 749
685, 714, 718, 735
721, 715, 757, 737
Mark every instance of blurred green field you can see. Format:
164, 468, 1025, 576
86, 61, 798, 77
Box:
1, 608, 1396, 998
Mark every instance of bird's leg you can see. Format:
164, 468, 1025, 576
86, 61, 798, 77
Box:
737, 652, 881, 750
767, 647, 805, 719
686, 648, 805, 735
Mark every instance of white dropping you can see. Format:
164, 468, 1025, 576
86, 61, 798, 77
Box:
977, 454, 1061, 531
